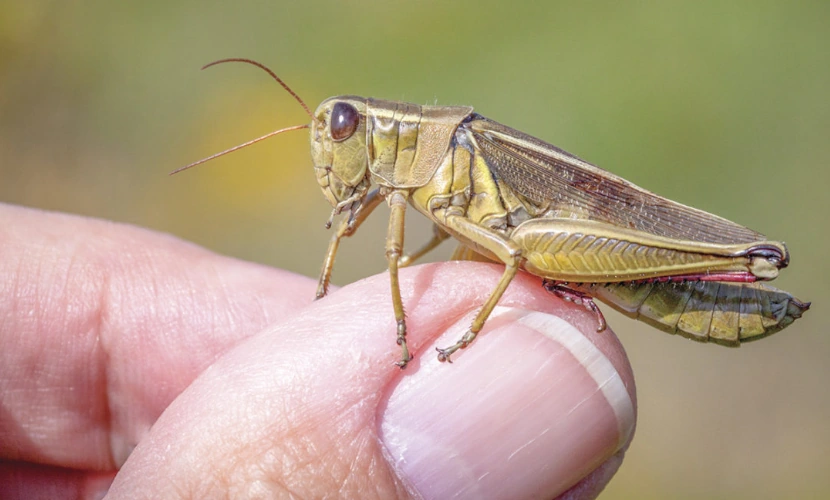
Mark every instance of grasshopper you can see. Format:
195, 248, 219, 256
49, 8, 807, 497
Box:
178, 59, 810, 368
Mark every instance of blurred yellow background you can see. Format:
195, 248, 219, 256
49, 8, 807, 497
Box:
1, 2, 827, 498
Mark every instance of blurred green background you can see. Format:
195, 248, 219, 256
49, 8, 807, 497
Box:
1, 1, 827, 498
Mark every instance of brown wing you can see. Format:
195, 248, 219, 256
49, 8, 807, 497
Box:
465, 115, 766, 245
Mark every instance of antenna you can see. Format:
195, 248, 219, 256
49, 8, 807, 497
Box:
170, 124, 309, 175
202, 58, 313, 119
172, 59, 313, 175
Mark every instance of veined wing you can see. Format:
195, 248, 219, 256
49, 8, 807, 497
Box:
465, 115, 767, 245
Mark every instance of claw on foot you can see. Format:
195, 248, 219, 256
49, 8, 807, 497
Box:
543, 281, 608, 333
395, 353, 413, 369
435, 337, 470, 363
396, 327, 412, 369
436, 347, 454, 363
584, 299, 607, 332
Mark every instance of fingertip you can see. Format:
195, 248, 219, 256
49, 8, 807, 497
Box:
379, 306, 636, 499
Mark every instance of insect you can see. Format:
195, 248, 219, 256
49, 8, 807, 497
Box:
177, 58, 810, 368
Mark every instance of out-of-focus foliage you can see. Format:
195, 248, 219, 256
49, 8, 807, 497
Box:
1, 2, 827, 498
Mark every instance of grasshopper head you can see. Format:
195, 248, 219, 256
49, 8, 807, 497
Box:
310, 96, 371, 210
173, 61, 373, 226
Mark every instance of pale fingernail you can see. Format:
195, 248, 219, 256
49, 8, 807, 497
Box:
380, 307, 635, 499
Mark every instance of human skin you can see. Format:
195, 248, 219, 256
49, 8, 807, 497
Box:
0, 203, 637, 499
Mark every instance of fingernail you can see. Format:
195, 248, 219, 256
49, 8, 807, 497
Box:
380, 307, 635, 499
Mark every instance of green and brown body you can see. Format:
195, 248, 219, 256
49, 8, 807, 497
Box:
564, 280, 809, 346
308, 96, 807, 366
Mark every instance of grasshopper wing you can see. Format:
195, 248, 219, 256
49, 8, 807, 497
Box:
465, 116, 767, 246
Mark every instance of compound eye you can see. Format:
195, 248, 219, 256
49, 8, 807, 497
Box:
330, 102, 359, 142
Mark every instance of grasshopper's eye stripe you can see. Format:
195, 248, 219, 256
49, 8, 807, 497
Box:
331, 102, 359, 141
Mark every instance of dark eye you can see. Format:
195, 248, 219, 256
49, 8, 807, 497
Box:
330, 102, 359, 142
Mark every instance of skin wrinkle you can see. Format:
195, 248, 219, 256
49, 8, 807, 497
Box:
226, 439, 281, 492
256, 435, 338, 497
93, 251, 116, 471
248, 279, 280, 328
221, 353, 396, 498
10, 230, 94, 463
0, 249, 18, 334
339, 428, 375, 496
17, 242, 51, 456
77, 237, 125, 470
14, 211, 268, 468
222, 374, 338, 493
104, 242, 163, 469
209, 261, 240, 335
